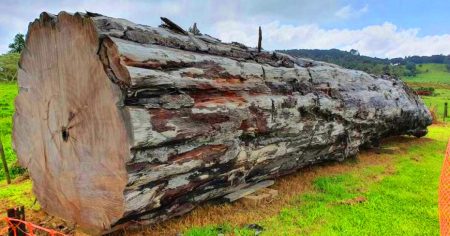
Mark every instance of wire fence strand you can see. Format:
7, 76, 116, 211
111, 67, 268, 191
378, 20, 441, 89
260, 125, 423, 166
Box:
1, 217, 66, 236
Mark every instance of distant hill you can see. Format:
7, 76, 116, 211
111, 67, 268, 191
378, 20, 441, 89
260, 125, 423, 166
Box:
278, 48, 450, 77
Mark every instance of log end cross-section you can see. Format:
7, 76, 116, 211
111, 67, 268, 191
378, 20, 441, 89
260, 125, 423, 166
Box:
13, 12, 130, 232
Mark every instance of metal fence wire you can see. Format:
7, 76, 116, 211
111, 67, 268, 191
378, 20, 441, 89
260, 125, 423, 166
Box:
439, 138, 450, 235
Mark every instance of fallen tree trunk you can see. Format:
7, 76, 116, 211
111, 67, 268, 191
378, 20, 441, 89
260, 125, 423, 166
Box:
13, 11, 432, 234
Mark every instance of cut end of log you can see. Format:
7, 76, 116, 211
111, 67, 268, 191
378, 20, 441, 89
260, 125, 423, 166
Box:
13, 12, 130, 233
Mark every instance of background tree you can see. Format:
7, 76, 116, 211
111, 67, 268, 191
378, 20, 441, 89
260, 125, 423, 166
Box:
8, 33, 25, 53
349, 49, 360, 56
444, 58, 450, 72
405, 62, 417, 76
0, 53, 20, 81
0, 33, 23, 81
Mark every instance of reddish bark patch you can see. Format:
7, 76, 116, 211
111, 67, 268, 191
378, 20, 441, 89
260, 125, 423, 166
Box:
214, 77, 243, 85
126, 162, 160, 173
149, 109, 178, 132
190, 113, 230, 124
251, 105, 269, 133
317, 87, 332, 96
239, 119, 252, 131
122, 57, 162, 70
180, 61, 225, 79
168, 144, 228, 164
194, 83, 215, 90
240, 105, 269, 133
190, 91, 246, 108
181, 61, 245, 83
161, 180, 209, 206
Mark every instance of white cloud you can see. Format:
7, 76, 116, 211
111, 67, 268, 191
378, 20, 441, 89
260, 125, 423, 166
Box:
0, 0, 185, 55
1, 1, 449, 58
212, 20, 450, 58
335, 4, 368, 19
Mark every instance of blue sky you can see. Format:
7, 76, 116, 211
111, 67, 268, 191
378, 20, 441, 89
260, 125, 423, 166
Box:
1, 0, 450, 58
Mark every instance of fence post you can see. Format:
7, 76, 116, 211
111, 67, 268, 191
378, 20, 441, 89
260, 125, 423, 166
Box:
444, 102, 448, 122
7, 206, 26, 236
0, 137, 11, 184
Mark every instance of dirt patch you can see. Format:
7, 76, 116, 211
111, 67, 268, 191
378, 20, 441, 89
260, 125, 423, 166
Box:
337, 196, 367, 205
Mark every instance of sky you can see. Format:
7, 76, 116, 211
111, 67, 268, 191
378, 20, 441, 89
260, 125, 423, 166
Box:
1, 0, 450, 58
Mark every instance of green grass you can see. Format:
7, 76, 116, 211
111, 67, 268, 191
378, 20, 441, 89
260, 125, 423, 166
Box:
421, 88, 450, 121
403, 63, 450, 121
403, 63, 450, 85
0, 82, 22, 181
0, 180, 39, 212
184, 125, 449, 235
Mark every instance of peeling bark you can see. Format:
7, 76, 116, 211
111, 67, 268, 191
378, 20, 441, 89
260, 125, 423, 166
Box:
13, 12, 432, 234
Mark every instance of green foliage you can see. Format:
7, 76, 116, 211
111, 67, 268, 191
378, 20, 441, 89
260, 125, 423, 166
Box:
8, 33, 25, 53
184, 126, 449, 235
0, 53, 20, 81
416, 87, 435, 92
405, 62, 417, 76
349, 49, 360, 56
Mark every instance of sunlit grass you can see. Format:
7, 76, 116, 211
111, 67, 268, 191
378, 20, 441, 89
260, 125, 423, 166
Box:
0, 180, 39, 211
0, 82, 22, 181
403, 63, 450, 85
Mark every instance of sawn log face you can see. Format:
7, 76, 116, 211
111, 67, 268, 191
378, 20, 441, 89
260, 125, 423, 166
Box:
13, 11, 432, 233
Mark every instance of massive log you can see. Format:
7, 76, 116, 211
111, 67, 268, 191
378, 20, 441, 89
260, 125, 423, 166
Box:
13, 11, 432, 233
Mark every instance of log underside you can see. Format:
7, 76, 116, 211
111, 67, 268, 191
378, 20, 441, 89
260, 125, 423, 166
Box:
13, 12, 432, 234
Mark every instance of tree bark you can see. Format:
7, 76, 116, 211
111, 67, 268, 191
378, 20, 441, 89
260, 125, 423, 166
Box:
13, 11, 432, 234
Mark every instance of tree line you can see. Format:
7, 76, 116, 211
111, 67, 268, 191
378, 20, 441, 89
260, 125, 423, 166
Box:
278, 48, 450, 77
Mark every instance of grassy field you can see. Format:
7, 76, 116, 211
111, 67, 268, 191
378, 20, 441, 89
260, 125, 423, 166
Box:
404, 63, 450, 121
0, 82, 22, 180
421, 88, 450, 121
403, 63, 450, 85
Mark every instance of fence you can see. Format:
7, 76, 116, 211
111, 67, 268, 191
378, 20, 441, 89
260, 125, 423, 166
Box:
0, 207, 66, 236
439, 138, 450, 235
